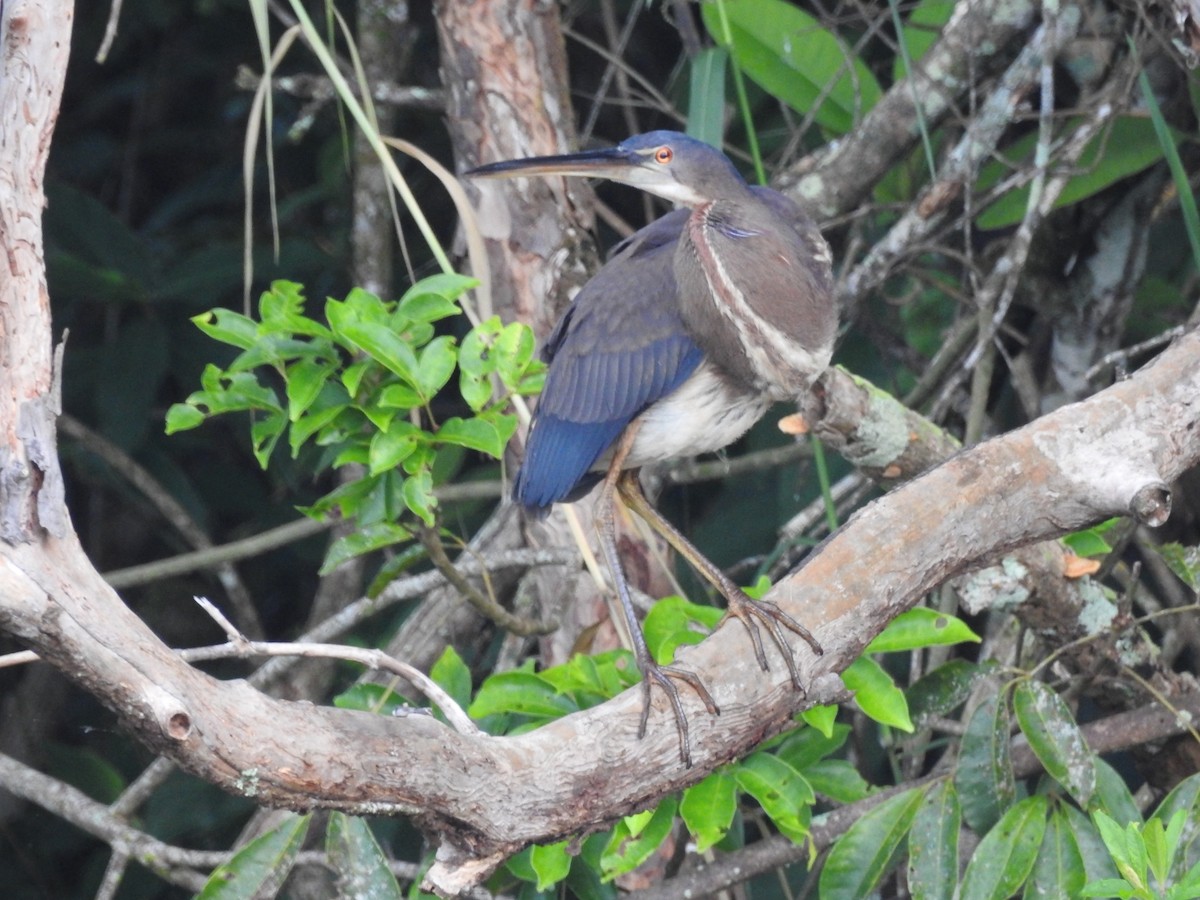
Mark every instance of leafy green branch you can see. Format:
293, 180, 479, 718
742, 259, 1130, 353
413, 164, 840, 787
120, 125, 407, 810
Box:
166, 276, 543, 573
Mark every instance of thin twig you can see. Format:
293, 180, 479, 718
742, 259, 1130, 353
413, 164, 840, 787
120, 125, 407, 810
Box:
191, 596, 481, 735
103, 517, 330, 589
0, 751, 217, 891
95, 0, 124, 63
1085, 325, 1188, 382
0, 649, 38, 669
417, 528, 556, 637
233, 67, 444, 110
95, 849, 130, 900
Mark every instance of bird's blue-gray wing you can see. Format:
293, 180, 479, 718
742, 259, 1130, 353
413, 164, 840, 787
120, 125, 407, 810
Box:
514, 211, 702, 513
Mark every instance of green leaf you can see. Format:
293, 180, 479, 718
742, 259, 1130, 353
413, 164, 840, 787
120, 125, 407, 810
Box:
368, 420, 422, 476
1173, 858, 1200, 899
435, 416, 507, 459
687, 47, 727, 150
165, 403, 206, 434
377, 382, 423, 411
326, 297, 421, 389
801, 704, 838, 737
1156, 542, 1200, 591
1144, 816, 1170, 888
189, 368, 283, 417
332, 683, 412, 716
417, 335, 457, 398
250, 409, 286, 468
955, 692, 1015, 833
44, 743, 127, 803
325, 813, 403, 900
458, 371, 493, 413
1013, 680, 1095, 808
397, 292, 461, 325
960, 796, 1048, 900
289, 402, 348, 457
701, 0, 881, 135
493, 321, 537, 389
1120, 821, 1150, 890
401, 469, 436, 526
1024, 807, 1087, 900
285, 358, 338, 422
775, 722, 850, 770
538, 650, 638, 703
398, 273, 478, 310
681, 770, 737, 853
430, 646, 473, 714
802, 759, 872, 804
1062, 523, 1116, 558
976, 117, 1166, 230
196, 813, 310, 899
819, 787, 924, 900
1162, 810, 1188, 881
568, 833, 618, 900
601, 797, 678, 880
844, 656, 914, 731
320, 523, 412, 575
642, 595, 723, 665
734, 752, 814, 841
458, 317, 501, 376
366, 543, 428, 598
467, 671, 577, 721
908, 780, 960, 900
528, 841, 572, 891
342, 360, 371, 399
258, 281, 331, 338
1094, 816, 1137, 883
1093, 811, 1144, 886
192, 308, 260, 350
1094, 758, 1142, 827
1079, 879, 1138, 899
504, 847, 538, 885
866, 607, 980, 653
1062, 803, 1121, 886
1151, 772, 1200, 882
908, 659, 996, 726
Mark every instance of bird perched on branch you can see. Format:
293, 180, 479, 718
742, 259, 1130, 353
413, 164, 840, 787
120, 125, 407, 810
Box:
467, 132, 837, 765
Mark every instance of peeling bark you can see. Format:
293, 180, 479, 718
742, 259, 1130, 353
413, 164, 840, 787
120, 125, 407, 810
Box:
0, 1, 73, 544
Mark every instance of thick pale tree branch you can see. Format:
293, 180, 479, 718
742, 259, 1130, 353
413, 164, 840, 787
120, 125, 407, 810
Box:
0, 0, 72, 545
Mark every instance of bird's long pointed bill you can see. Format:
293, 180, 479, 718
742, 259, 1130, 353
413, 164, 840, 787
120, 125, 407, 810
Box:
465, 147, 639, 181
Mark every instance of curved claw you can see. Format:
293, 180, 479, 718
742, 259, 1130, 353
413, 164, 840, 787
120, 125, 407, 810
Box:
636, 661, 721, 768
724, 593, 823, 692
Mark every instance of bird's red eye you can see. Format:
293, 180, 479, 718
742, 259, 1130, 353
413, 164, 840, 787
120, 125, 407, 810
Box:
654, 146, 673, 164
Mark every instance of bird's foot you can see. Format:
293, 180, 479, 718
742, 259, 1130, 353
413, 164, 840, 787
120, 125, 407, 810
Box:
636, 659, 720, 768
723, 592, 823, 692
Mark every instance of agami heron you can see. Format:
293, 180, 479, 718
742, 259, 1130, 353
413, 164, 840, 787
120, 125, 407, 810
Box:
468, 132, 837, 764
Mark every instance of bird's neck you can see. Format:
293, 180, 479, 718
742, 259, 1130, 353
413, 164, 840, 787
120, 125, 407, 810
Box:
679, 200, 835, 400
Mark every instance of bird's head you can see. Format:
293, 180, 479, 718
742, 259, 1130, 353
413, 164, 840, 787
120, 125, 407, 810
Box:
465, 131, 747, 208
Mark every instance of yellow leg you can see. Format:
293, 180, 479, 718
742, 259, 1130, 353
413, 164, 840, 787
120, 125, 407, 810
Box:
596, 426, 718, 767
616, 470, 822, 692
